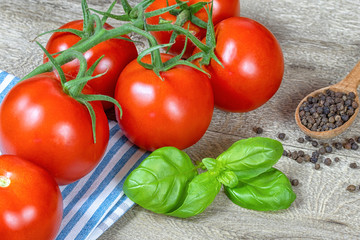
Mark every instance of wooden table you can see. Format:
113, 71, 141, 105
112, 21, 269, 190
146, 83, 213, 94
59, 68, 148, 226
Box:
1, 0, 360, 239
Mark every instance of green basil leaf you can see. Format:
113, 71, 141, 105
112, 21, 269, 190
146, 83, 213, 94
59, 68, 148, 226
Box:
166, 171, 221, 218
217, 137, 283, 180
217, 170, 238, 188
123, 147, 197, 214
202, 157, 217, 170
225, 168, 296, 211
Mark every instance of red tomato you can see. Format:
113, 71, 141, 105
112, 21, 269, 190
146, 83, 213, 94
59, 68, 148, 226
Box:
146, 0, 240, 58
114, 54, 214, 151
194, 17, 284, 112
44, 20, 138, 110
0, 72, 109, 185
0, 155, 63, 240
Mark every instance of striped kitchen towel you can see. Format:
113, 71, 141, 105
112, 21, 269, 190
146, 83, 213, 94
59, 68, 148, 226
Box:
0, 70, 149, 240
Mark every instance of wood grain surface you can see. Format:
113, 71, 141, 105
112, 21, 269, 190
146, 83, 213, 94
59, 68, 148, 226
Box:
1, 0, 360, 239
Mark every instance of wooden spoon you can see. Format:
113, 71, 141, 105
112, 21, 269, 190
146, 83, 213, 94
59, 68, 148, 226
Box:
295, 60, 360, 139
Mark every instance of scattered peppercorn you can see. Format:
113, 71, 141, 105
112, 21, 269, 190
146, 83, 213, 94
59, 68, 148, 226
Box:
349, 162, 358, 169
315, 163, 320, 170
312, 141, 319, 147
296, 157, 304, 164
319, 147, 326, 155
282, 150, 288, 157
291, 179, 299, 186
278, 133, 286, 140
253, 127, 263, 134
344, 142, 352, 150
334, 157, 340, 162
356, 136, 360, 143
351, 143, 359, 150
332, 142, 342, 150
292, 151, 299, 160
346, 185, 356, 192
305, 135, 312, 142
304, 154, 311, 162
298, 150, 305, 157
325, 146, 333, 153
324, 158, 332, 166
297, 137, 305, 143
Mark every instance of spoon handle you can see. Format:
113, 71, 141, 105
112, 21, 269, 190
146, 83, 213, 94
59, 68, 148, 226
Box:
336, 60, 360, 91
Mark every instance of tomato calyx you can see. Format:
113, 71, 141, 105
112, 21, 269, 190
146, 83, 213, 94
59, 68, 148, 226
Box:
38, 42, 122, 143
0, 175, 10, 188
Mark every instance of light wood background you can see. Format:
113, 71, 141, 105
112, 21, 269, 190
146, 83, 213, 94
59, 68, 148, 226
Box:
1, 0, 360, 239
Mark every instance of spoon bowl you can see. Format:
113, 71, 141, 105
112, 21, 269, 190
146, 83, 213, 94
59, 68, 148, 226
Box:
295, 61, 360, 139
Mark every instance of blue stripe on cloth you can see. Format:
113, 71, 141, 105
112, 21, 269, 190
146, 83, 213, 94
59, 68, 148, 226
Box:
0, 71, 19, 102
61, 134, 129, 219
77, 151, 149, 239
57, 145, 142, 240
95, 150, 148, 222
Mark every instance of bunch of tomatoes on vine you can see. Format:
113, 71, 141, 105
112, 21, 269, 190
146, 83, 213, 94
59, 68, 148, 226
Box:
0, 0, 284, 239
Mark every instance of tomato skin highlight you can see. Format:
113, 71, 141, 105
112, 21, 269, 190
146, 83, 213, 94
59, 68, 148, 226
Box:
0, 155, 63, 240
146, 0, 240, 58
114, 54, 214, 151
194, 17, 284, 112
0, 73, 109, 185
44, 20, 138, 110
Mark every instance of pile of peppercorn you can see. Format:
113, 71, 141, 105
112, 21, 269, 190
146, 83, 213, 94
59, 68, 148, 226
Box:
298, 90, 358, 132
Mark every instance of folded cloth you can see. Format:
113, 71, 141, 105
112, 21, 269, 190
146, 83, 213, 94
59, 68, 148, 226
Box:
0, 70, 148, 240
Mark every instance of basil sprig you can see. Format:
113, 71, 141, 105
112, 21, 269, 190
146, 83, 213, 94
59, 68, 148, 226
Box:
124, 137, 296, 218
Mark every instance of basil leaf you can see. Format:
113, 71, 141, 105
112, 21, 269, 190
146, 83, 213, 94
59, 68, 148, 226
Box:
166, 171, 221, 218
123, 147, 198, 214
217, 170, 238, 188
225, 168, 296, 211
202, 157, 217, 170
217, 137, 283, 180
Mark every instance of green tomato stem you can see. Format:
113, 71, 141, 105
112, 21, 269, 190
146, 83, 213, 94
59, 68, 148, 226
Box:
0, 176, 10, 188
146, 23, 211, 53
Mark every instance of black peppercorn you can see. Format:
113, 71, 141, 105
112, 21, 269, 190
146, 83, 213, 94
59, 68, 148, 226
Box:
312, 141, 319, 147
319, 147, 326, 155
325, 146, 333, 153
297, 137, 305, 143
332, 142, 342, 150
253, 127, 263, 134
324, 158, 332, 166
291, 151, 298, 160
347, 185, 356, 192
298, 150, 305, 157
282, 150, 288, 157
334, 157, 340, 162
291, 179, 299, 186
310, 157, 318, 164
278, 133, 286, 140
351, 143, 359, 150
344, 142, 352, 150
315, 163, 320, 170
350, 162, 357, 169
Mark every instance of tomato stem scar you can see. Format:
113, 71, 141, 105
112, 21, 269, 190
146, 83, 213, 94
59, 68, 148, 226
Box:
0, 176, 10, 188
